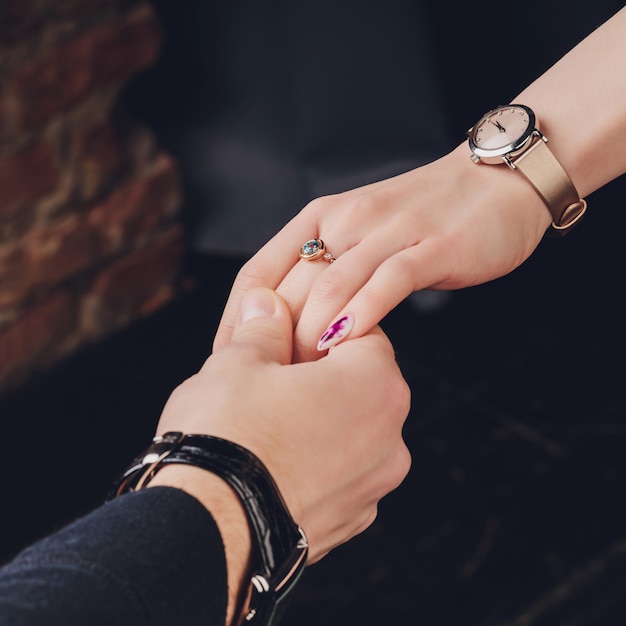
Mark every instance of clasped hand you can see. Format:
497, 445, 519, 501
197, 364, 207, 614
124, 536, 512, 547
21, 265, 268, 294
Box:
156, 287, 411, 563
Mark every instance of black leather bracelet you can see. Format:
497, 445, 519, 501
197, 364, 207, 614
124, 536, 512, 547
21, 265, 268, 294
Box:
109, 432, 308, 626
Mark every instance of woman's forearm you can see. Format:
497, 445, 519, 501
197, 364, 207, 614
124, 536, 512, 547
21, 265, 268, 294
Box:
515, 6, 626, 196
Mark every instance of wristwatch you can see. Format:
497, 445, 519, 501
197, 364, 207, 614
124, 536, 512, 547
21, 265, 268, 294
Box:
467, 103, 587, 235
110, 432, 309, 626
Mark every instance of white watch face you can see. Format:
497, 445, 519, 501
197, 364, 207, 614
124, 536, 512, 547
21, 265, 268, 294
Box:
469, 104, 535, 160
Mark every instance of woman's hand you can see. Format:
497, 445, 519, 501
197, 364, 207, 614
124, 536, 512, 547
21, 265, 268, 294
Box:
214, 145, 550, 362
214, 6, 626, 362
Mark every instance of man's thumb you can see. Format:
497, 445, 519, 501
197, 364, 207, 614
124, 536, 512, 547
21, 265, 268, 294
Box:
230, 288, 293, 365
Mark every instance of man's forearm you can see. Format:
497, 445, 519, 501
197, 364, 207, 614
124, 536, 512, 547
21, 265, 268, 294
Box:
0, 488, 229, 626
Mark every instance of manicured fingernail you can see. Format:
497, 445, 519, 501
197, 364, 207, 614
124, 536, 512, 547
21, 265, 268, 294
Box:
317, 314, 354, 351
239, 289, 277, 322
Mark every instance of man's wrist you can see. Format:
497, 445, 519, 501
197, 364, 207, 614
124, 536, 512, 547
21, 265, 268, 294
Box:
149, 465, 252, 625
112, 432, 309, 626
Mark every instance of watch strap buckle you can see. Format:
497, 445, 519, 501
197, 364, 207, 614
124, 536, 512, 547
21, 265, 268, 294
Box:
547, 199, 587, 237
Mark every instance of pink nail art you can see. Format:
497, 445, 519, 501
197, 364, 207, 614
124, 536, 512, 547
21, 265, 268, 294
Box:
317, 315, 354, 351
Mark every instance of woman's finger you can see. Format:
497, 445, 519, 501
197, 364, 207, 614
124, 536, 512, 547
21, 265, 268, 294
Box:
308, 239, 456, 354
290, 223, 425, 361
212, 208, 321, 351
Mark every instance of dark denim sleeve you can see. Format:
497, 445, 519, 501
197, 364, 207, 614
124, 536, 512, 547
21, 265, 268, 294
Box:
0, 487, 228, 626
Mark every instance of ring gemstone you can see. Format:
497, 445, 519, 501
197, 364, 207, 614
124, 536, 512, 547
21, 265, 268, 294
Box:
299, 238, 334, 263
301, 239, 321, 257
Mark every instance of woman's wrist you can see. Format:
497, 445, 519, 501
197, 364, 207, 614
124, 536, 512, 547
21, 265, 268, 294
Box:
445, 143, 553, 234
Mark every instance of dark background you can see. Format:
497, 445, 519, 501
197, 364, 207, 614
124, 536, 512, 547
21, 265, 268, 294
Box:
2, 2, 626, 624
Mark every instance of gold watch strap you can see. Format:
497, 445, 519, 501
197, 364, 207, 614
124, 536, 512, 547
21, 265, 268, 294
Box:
513, 137, 587, 235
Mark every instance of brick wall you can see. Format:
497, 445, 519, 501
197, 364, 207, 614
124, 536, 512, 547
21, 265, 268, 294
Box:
0, 1, 185, 392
